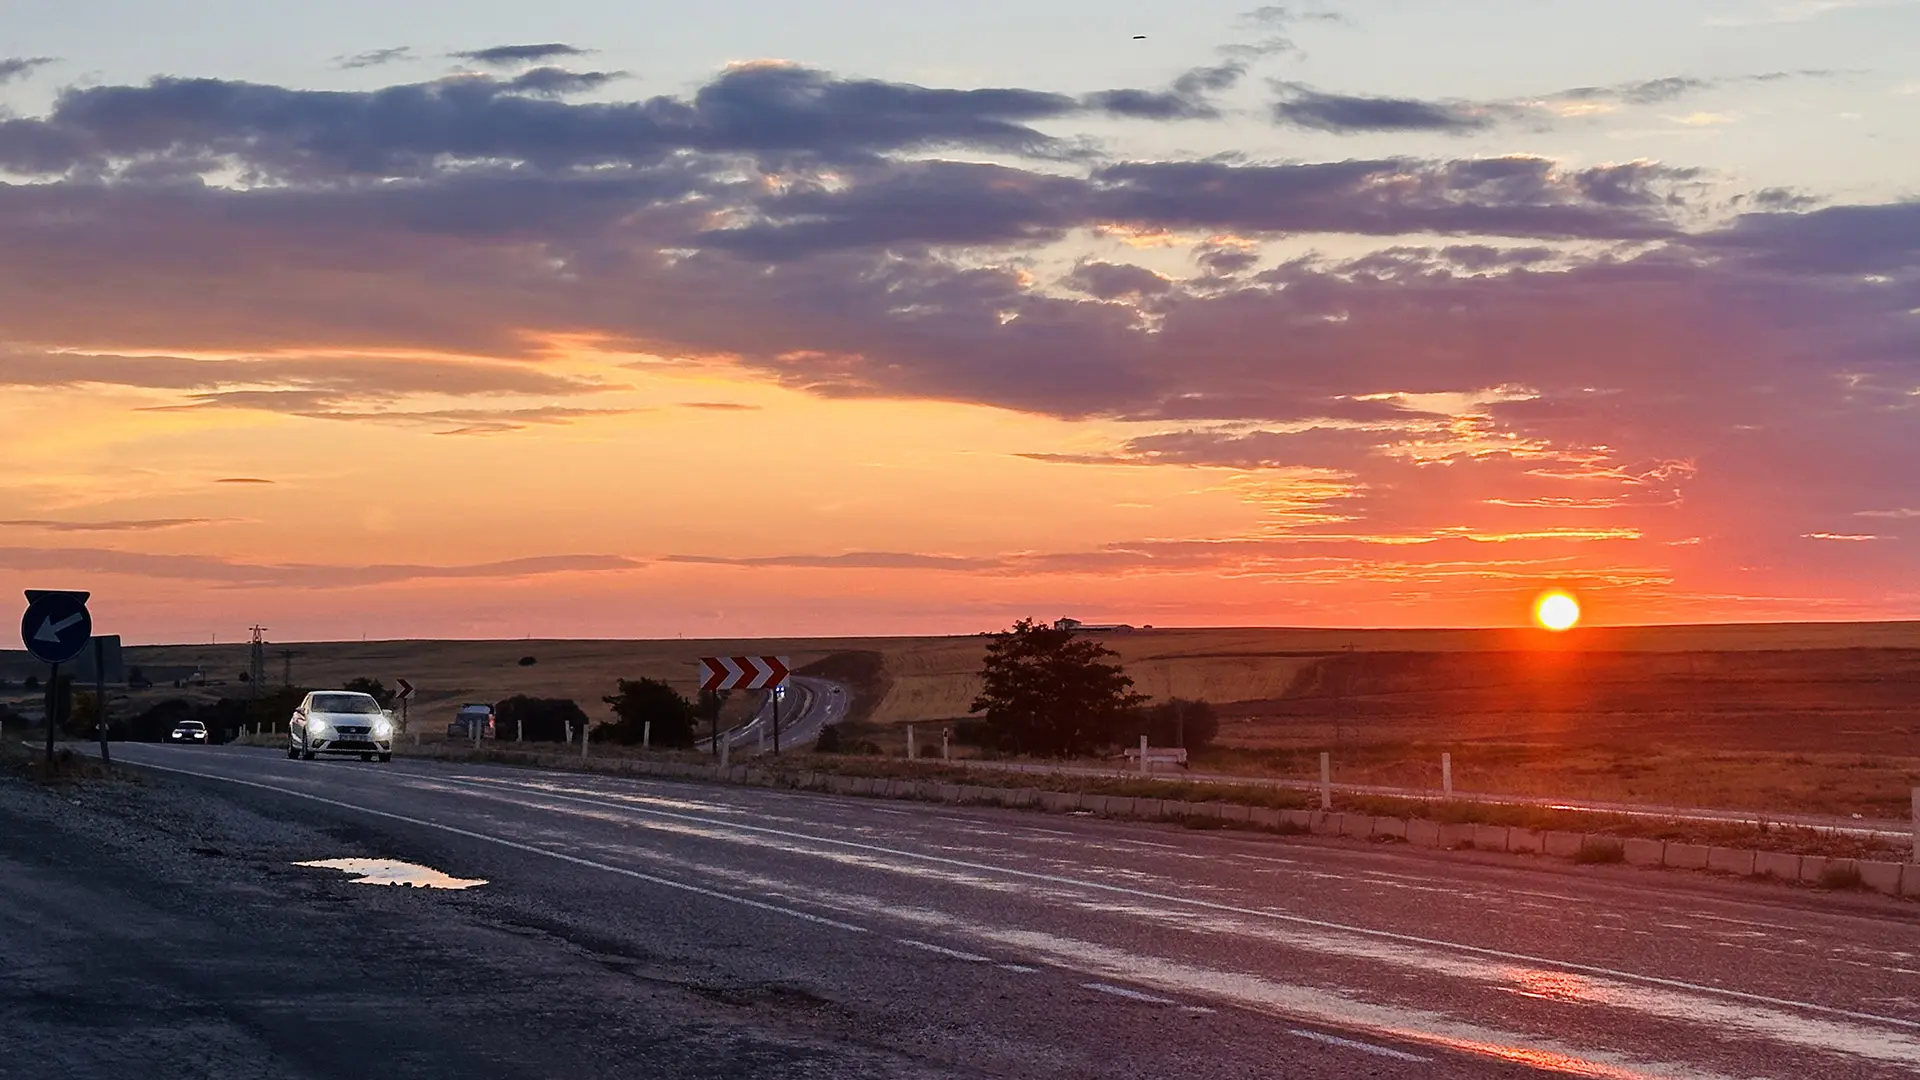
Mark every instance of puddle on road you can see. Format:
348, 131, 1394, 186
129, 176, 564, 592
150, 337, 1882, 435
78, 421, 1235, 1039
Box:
295, 858, 487, 890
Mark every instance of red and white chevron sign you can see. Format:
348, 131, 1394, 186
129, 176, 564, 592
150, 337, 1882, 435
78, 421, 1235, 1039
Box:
698, 656, 790, 691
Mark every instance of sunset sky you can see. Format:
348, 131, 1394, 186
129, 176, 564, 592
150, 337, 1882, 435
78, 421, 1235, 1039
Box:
3, 0, 1919, 642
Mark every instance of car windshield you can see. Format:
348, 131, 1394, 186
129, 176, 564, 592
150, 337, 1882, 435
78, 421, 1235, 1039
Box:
311, 693, 381, 715
175, 721, 204, 730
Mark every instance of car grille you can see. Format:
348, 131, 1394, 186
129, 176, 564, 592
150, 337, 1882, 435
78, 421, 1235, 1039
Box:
338, 725, 371, 735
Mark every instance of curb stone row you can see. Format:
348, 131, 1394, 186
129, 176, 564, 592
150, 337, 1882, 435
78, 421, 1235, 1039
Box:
474, 751, 1920, 901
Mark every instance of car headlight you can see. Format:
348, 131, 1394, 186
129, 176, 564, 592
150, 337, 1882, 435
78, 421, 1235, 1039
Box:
309, 718, 332, 735
373, 719, 393, 738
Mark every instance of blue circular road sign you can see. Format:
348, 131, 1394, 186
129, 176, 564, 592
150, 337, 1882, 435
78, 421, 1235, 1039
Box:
20, 590, 92, 666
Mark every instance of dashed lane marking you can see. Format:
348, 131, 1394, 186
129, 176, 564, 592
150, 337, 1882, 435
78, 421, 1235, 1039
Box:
1287, 1028, 1433, 1063
898, 939, 994, 963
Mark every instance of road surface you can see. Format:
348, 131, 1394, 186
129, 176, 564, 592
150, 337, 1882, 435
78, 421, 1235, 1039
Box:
12, 741, 1918, 1079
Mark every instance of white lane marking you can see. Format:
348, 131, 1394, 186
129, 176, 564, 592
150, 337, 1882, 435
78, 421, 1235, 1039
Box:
999, 964, 1039, 974
1083, 981, 1179, 1005
409, 771, 1920, 1034
125, 761, 869, 934
898, 939, 993, 963
1287, 1028, 1433, 1063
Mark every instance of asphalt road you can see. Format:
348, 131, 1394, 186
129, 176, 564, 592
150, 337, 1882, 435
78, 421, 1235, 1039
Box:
14, 742, 1920, 1079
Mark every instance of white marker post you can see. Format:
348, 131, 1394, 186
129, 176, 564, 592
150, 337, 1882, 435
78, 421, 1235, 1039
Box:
942, 728, 951, 762
906, 725, 916, 760
643, 721, 651, 751
1911, 787, 1918, 864
1442, 753, 1453, 799
581, 722, 589, 759
1319, 751, 1332, 811
720, 735, 730, 768
1139, 735, 1149, 775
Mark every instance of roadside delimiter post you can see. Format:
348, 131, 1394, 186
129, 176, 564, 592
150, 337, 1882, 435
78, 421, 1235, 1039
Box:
1442, 752, 1453, 799
1320, 751, 1332, 810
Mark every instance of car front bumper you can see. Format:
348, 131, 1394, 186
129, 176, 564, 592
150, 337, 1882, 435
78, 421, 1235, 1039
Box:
308, 737, 392, 753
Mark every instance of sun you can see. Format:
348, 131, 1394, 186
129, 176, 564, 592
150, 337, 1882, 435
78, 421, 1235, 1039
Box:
1534, 590, 1581, 632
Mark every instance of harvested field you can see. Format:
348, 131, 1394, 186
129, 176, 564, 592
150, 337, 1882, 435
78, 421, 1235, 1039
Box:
5, 620, 1918, 817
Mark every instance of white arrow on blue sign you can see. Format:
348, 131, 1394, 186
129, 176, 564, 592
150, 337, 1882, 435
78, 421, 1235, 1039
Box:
21, 590, 92, 666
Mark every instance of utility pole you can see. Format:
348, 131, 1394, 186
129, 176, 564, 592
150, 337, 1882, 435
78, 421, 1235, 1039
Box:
248, 626, 268, 700
280, 649, 295, 687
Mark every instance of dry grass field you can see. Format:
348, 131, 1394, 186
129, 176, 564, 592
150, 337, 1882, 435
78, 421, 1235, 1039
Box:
5, 620, 1917, 818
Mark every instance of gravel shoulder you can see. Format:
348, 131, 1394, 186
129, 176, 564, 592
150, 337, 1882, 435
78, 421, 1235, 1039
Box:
0, 764, 960, 1080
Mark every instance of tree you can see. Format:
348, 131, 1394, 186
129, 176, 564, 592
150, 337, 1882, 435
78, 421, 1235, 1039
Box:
24, 675, 40, 691
969, 619, 1147, 757
601, 678, 696, 747
343, 677, 397, 708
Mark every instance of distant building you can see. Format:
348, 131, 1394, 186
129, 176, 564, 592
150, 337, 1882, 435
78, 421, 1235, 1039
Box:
1053, 617, 1136, 633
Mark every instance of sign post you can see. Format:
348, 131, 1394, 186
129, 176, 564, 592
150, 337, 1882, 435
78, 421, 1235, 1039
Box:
94, 637, 108, 765
697, 656, 791, 755
21, 590, 92, 766
395, 678, 414, 739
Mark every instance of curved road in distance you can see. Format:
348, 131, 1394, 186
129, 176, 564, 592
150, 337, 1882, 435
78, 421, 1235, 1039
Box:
702, 675, 845, 755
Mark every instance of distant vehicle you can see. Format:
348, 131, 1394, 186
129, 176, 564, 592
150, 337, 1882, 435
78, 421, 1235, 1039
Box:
447, 703, 495, 739
166, 720, 207, 744
289, 690, 394, 762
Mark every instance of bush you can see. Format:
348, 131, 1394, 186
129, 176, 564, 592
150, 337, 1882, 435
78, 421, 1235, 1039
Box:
602, 678, 696, 747
342, 678, 397, 708
1129, 699, 1220, 751
496, 696, 588, 742
24, 675, 40, 691
815, 725, 841, 753
518, 656, 537, 667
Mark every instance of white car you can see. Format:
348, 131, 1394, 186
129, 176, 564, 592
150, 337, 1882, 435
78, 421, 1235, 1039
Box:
289, 691, 394, 762
167, 720, 208, 744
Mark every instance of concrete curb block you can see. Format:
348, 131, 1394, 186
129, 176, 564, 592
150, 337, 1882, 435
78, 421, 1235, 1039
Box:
1708, 847, 1757, 876
1624, 838, 1665, 866
1664, 843, 1711, 871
